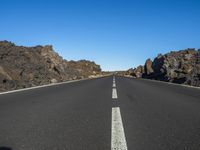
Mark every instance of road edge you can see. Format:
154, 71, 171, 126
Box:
0, 75, 111, 95
121, 75, 200, 90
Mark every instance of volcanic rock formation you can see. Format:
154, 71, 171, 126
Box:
130, 49, 200, 87
0, 41, 101, 92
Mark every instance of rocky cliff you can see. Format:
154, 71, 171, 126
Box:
0, 41, 101, 92
130, 48, 200, 87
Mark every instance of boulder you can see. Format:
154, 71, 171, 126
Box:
144, 59, 154, 75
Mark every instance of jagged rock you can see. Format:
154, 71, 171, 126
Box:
0, 41, 102, 92
129, 66, 144, 78
150, 49, 200, 85
129, 48, 200, 87
144, 59, 153, 75
50, 79, 58, 83
67, 60, 101, 78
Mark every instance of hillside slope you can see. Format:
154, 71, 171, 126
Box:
0, 41, 101, 92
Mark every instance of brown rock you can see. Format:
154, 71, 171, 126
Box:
144, 59, 154, 75
0, 41, 102, 92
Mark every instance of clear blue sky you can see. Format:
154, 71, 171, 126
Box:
0, 0, 200, 71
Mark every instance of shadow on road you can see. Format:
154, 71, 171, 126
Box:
0, 147, 12, 150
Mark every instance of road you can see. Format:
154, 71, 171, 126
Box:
0, 76, 200, 150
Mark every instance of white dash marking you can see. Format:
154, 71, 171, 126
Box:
113, 76, 116, 87
112, 107, 128, 150
113, 83, 116, 88
112, 88, 118, 99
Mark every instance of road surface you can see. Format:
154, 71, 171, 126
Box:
0, 76, 200, 150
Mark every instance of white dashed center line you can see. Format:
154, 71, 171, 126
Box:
111, 76, 128, 150
112, 88, 118, 99
112, 76, 117, 98
112, 107, 128, 150
113, 82, 116, 88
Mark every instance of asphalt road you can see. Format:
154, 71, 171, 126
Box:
0, 76, 200, 150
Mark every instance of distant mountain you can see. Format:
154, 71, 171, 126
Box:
127, 48, 200, 87
0, 41, 102, 92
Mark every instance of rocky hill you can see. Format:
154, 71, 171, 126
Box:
129, 48, 200, 87
0, 41, 101, 92
67, 60, 101, 78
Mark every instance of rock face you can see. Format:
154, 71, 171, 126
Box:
0, 41, 101, 92
67, 60, 101, 78
144, 59, 154, 75
130, 49, 200, 87
128, 66, 144, 78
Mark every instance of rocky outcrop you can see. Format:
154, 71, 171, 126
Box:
130, 48, 200, 87
127, 66, 144, 78
0, 41, 102, 92
67, 60, 101, 78
144, 59, 154, 75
